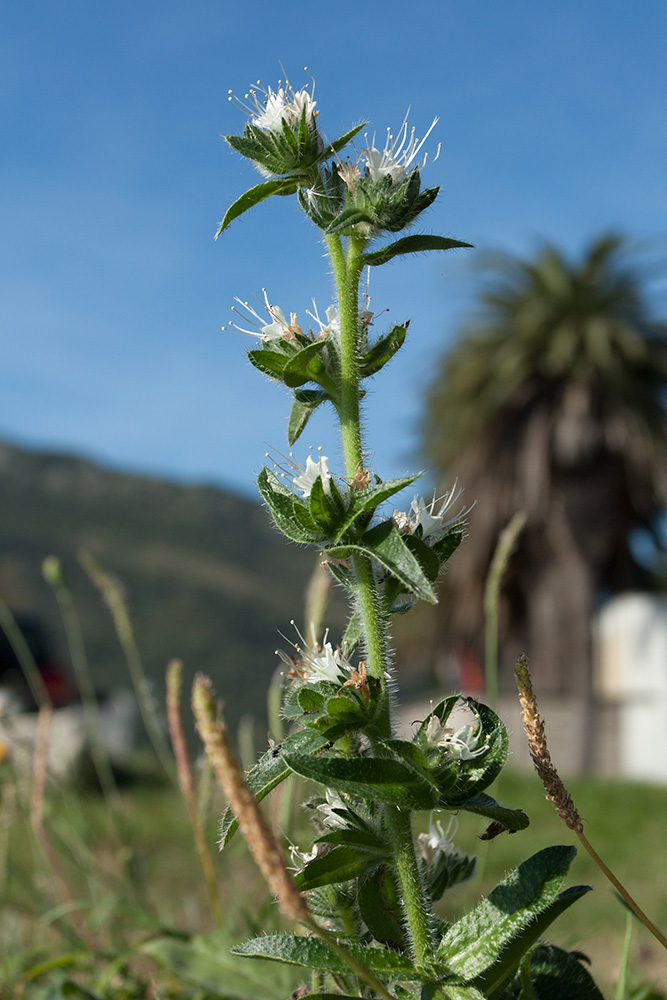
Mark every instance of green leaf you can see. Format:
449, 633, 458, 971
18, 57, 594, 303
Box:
257, 467, 324, 545
360, 324, 408, 378
220, 728, 327, 846
361, 234, 473, 267
325, 523, 436, 603
508, 943, 604, 1000
314, 828, 390, 854
142, 930, 300, 999
295, 844, 381, 890
282, 340, 329, 388
282, 752, 439, 809
288, 390, 331, 447
358, 865, 407, 950
215, 178, 297, 237
322, 122, 366, 158
479, 887, 593, 998
233, 933, 415, 976
247, 348, 289, 380
436, 846, 578, 983
329, 473, 422, 543
432, 524, 464, 564
459, 793, 529, 833
309, 474, 346, 535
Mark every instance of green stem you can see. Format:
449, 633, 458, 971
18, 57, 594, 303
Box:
326, 232, 366, 478
326, 229, 432, 967
385, 806, 433, 964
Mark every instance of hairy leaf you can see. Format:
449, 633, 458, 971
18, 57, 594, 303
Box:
436, 846, 578, 981
216, 178, 297, 236
361, 234, 473, 267
233, 933, 415, 975
282, 752, 439, 809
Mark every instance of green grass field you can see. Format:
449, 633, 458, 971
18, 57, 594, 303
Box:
2, 763, 666, 998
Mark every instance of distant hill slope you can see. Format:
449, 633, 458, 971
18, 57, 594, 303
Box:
0, 440, 345, 732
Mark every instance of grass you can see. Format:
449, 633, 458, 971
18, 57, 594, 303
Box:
2, 754, 667, 998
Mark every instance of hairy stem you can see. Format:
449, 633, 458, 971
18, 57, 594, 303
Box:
327, 232, 431, 965
385, 806, 434, 964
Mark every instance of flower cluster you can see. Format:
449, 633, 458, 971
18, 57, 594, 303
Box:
228, 79, 317, 135
393, 485, 466, 542
424, 713, 489, 761
277, 622, 352, 686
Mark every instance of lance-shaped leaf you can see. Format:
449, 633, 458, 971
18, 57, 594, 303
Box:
313, 828, 390, 854
321, 122, 366, 159
247, 347, 290, 381
309, 474, 346, 535
233, 934, 416, 976
282, 751, 439, 809
215, 178, 297, 237
457, 792, 529, 833
220, 727, 328, 846
361, 235, 474, 267
288, 389, 331, 447
475, 886, 593, 998
295, 844, 382, 891
436, 846, 578, 982
257, 467, 324, 544
326, 521, 436, 603
359, 324, 408, 378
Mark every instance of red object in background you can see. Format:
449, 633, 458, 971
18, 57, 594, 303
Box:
458, 645, 485, 697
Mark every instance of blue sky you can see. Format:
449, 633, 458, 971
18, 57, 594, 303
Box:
2, 0, 667, 498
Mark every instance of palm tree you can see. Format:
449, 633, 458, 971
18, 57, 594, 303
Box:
424, 234, 667, 712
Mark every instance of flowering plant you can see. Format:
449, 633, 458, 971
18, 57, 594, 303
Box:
193, 73, 604, 999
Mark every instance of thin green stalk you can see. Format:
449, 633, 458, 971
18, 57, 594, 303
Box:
483, 511, 526, 709
616, 910, 632, 1000
78, 550, 177, 787
42, 557, 120, 816
0, 596, 51, 708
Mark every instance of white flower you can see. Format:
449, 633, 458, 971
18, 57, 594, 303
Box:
223, 289, 303, 343
425, 714, 489, 761
306, 301, 341, 340
393, 482, 467, 541
276, 622, 352, 686
418, 813, 458, 864
292, 452, 331, 498
228, 77, 317, 134
361, 113, 441, 184
316, 790, 348, 829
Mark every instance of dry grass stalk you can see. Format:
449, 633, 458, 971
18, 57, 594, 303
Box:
191, 674, 310, 924
30, 706, 99, 951
514, 654, 582, 831
166, 660, 223, 926
515, 654, 667, 952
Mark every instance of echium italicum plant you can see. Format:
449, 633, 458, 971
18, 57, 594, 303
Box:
193, 73, 605, 999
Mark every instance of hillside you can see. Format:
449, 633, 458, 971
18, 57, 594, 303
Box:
0, 439, 346, 733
